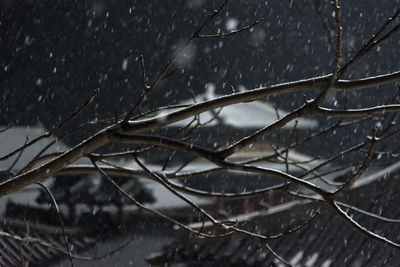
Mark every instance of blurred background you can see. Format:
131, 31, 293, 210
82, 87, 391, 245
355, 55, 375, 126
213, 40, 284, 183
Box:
1, 0, 400, 266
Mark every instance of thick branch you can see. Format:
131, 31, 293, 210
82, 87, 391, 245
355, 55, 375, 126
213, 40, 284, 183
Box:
316, 104, 400, 117
0, 128, 112, 197
122, 71, 400, 133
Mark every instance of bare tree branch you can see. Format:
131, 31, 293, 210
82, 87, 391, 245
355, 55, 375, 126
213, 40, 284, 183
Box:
36, 182, 74, 267
3, 2, 400, 265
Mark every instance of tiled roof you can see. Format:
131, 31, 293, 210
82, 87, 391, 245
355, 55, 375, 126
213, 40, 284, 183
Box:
147, 173, 400, 266
0, 217, 96, 267
168, 83, 318, 129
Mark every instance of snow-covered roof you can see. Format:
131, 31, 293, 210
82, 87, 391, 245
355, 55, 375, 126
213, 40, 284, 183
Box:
170, 83, 318, 129
0, 125, 93, 216
120, 145, 322, 211
140, 180, 215, 210
0, 124, 90, 172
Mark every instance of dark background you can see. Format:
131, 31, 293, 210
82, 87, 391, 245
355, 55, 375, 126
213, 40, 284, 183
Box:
2, 1, 400, 266
1, 0, 400, 157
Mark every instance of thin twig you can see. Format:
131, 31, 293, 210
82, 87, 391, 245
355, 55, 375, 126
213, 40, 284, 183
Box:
339, 7, 400, 77
6, 136, 28, 172
264, 242, 293, 267
123, 0, 234, 124
36, 182, 74, 267
90, 157, 228, 238
198, 18, 263, 38
0, 124, 13, 134
0, 89, 99, 162
331, 0, 342, 82
330, 201, 400, 250
285, 120, 298, 173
